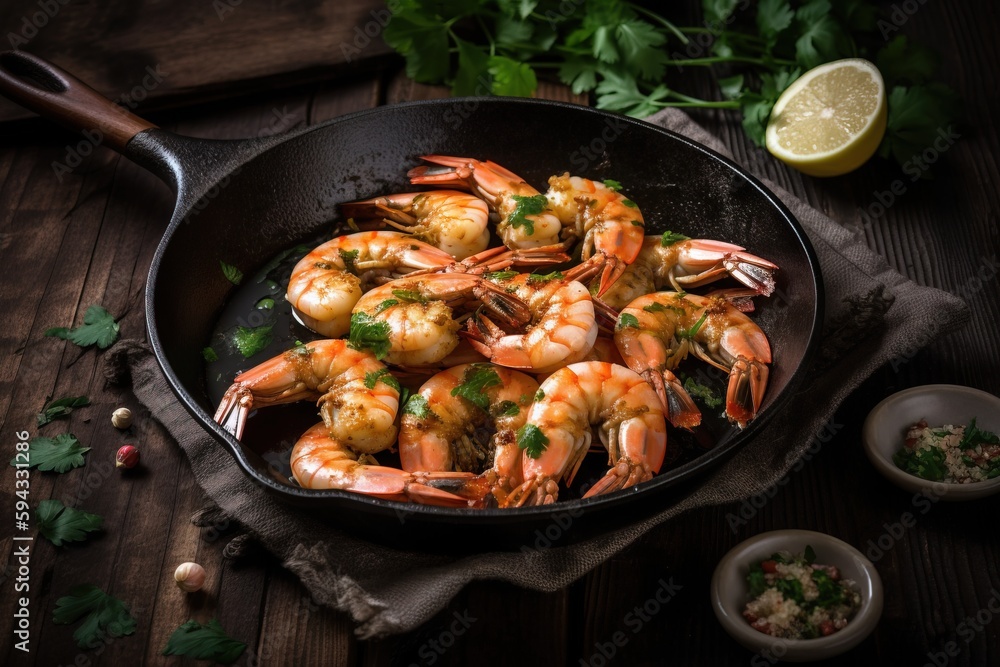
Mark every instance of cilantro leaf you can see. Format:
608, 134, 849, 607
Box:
683, 376, 722, 409
558, 56, 599, 95
375, 298, 399, 314
498, 0, 537, 20
747, 565, 767, 598
517, 423, 550, 458
492, 400, 521, 417
363, 369, 401, 393
643, 302, 667, 313
487, 55, 537, 97
36, 499, 103, 547
348, 312, 392, 360
45, 305, 120, 350
508, 194, 547, 235
534, 388, 545, 402
614, 20, 668, 79
402, 394, 433, 419
617, 312, 640, 330
960, 418, 1000, 450
202, 346, 219, 362
162, 618, 246, 664
220, 260, 243, 285
12, 433, 89, 473
37, 395, 90, 427
53, 585, 137, 649
878, 83, 960, 167
450, 364, 503, 411
703, 0, 739, 25
602, 179, 623, 192
339, 248, 360, 272
231, 324, 273, 359
660, 230, 691, 247
595, 69, 670, 117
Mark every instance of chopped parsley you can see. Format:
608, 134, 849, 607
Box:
255, 297, 275, 310
219, 260, 243, 285
232, 324, 273, 358
391, 289, 427, 303
492, 400, 520, 417
960, 418, 999, 450
660, 231, 691, 247
347, 312, 391, 359
202, 346, 219, 362
402, 394, 433, 419
508, 194, 547, 236
364, 369, 401, 393
517, 423, 549, 458
893, 446, 948, 481
630, 219, 644, 226
643, 302, 667, 313
683, 377, 722, 409
339, 248, 360, 272
602, 179, 622, 191
450, 364, 502, 411
375, 298, 399, 314
527, 270, 565, 283
534, 389, 545, 402
617, 312, 640, 330
677, 312, 708, 340
484, 270, 518, 281
621, 199, 637, 208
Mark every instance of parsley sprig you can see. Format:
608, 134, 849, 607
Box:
384, 0, 959, 170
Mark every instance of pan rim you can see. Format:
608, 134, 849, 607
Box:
144, 97, 825, 520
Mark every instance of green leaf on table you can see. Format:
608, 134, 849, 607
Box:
498, 0, 537, 20
878, 83, 961, 169
595, 69, 670, 118
53, 584, 137, 649
558, 56, 600, 95
737, 67, 800, 146
703, 0, 740, 25
496, 15, 534, 47
37, 395, 90, 427
614, 20, 667, 80
718, 74, 745, 101
11, 433, 89, 473
487, 56, 537, 97
162, 618, 246, 664
45, 305, 120, 350
36, 499, 103, 547
219, 260, 243, 285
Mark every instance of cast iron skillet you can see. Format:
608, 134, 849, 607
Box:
0, 50, 823, 549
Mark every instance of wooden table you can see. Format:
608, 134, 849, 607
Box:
1, 1, 998, 665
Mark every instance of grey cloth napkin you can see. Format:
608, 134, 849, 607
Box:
103, 109, 968, 639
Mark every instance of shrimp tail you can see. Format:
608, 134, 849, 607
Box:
721, 326, 772, 427
213, 386, 255, 439
641, 369, 702, 429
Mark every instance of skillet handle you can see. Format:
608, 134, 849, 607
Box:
0, 50, 157, 152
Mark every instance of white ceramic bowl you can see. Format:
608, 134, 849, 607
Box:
711, 530, 883, 662
862, 384, 1000, 500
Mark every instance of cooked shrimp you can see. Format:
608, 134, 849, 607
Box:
465, 272, 599, 374
213, 339, 399, 453
290, 423, 473, 505
503, 361, 667, 506
286, 231, 459, 337
600, 234, 779, 310
545, 173, 645, 296
407, 155, 563, 250
351, 273, 531, 367
398, 364, 538, 503
339, 190, 490, 260
614, 292, 771, 428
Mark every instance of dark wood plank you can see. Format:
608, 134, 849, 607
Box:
0, 0, 394, 122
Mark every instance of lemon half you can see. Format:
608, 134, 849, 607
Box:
765, 58, 887, 177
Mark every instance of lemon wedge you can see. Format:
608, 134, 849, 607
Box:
765, 58, 887, 177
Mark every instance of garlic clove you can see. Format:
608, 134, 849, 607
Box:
174, 562, 207, 593
111, 407, 132, 429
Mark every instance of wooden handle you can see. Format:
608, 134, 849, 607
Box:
0, 50, 156, 152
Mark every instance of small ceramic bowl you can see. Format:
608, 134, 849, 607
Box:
711, 530, 883, 662
862, 384, 1000, 500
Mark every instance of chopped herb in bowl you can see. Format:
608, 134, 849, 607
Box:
743, 545, 861, 640
893, 418, 1000, 484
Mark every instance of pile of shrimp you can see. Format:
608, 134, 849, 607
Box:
214, 156, 779, 508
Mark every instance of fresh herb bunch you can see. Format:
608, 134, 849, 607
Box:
384, 0, 959, 168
